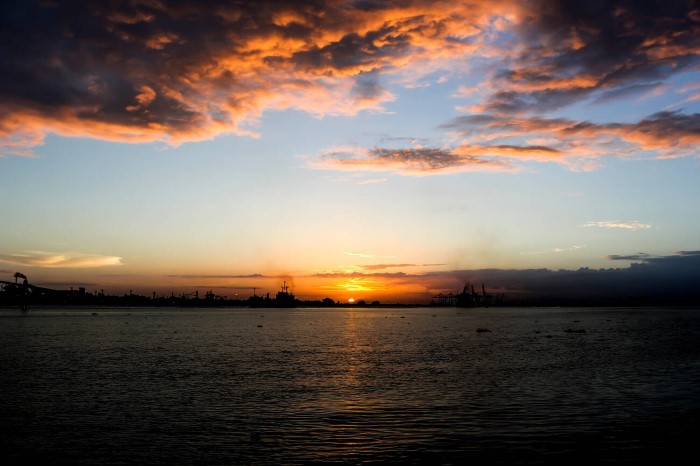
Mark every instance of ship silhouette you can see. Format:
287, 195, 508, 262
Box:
248, 281, 297, 308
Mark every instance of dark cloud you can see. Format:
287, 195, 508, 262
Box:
482, 0, 700, 114
486, 251, 700, 304
490, 144, 560, 154
370, 147, 469, 171
351, 71, 387, 102
2, 0, 699, 165
608, 253, 651, 261
446, 111, 700, 142
314, 146, 513, 174
676, 250, 700, 256
307, 250, 700, 305
291, 25, 411, 73
441, 110, 700, 166
625, 111, 700, 142
591, 82, 667, 104
1, 0, 423, 151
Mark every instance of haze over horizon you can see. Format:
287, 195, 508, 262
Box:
2, 0, 700, 303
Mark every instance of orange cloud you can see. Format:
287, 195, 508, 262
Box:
443, 111, 700, 169
125, 85, 157, 112
310, 105, 700, 176
2, 0, 699, 167
0, 1, 511, 155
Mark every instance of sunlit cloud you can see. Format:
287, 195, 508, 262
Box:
0, 251, 123, 268
315, 108, 700, 175
472, 1, 700, 116
2, 0, 698, 171
443, 111, 700, 169
0, 0, 505, 155
582, 221, 652, 230
334, 277, 387, 293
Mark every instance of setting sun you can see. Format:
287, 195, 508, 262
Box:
348, 298, 355, 304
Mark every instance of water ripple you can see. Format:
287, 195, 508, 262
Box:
1, 307, 699, 464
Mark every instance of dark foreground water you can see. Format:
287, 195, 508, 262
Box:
2, 307, 699, 465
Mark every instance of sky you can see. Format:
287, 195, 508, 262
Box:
1, 0, 700, 303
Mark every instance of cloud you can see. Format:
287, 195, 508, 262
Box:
360, 263, 445, 271
357, 177, 388, 185
0, 251, 123, 268
311, 271, 409, 279
676, 250, 700, 256
553, 245, 586, 253
312, 146, 513, 175
607, 253, 651, 261
583, 221, 652, 230
309, 250, 700, 305
166, 274, 267, 279
443, 111, 700, 167
345, 251, 374, 258
314, 107, 700, 173
315, 107, 700, 176
521, 246, 586, 255
125, 85, 157, 112
0, 0, 501, 155
476, 0, 700, 115
591, 82, 670, 105
2, 0, 699, 170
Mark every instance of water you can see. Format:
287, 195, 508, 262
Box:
2, 307, 699, 465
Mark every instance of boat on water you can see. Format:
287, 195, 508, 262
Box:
274, 281, 296, 307
248, 281, 297, 308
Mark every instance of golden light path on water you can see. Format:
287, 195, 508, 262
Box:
3, 306, 699, 464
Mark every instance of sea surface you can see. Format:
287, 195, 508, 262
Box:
2, 306, 699, 465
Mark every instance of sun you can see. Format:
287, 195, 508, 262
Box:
348, 298, 355, 304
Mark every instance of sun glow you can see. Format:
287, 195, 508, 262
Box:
348, 298, 355, 303
337, 277, 383, 292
